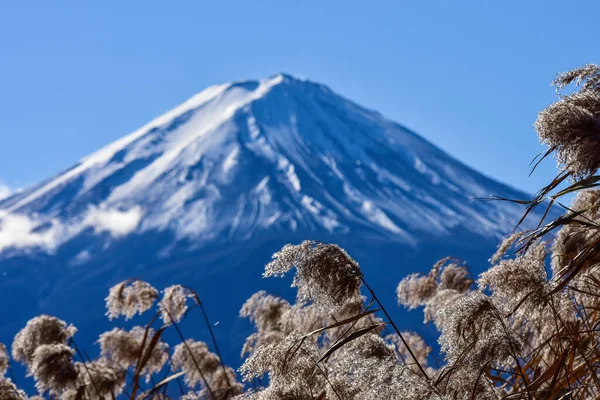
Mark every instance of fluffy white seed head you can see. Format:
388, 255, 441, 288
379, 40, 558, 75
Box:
159, 285, 193, 324
12, 315, 76, 368
105, 280, 158, 320
264, 241, 362, 311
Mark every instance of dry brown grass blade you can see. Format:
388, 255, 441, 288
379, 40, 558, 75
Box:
129, 312, 161, 399
551, 174, 600, 199
317, 323, 381, 363
550, 234, 600, 295
517, 207, 599, 255
184, 286, 233, 392
134, 325, 167, 380
529, 146, 557, 176
75, 385, 86, 400
527, 348, 570, 392
142, 371, 185, 399
360, 276, 431, 380
300, 308, 381, 339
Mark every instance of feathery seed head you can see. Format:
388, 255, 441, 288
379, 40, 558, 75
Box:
535, 65, 600, 178
552, 189, 600, 276
438, 292, 520, 368
12, 315, 76, 368
479, 241, 549, 319
30, 344, 77, 395
159, 285, 193, 324
105, 280, 158, 320
265, 241, 362, 311
0, 378, 27, 400
240, 291, 291, 332
98, 326, 168, 381
0, 343, 8, 377
171, 339, 213, 388
74, 359, 127, 399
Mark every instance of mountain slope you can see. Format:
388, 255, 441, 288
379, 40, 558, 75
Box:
0, 73, 550, 372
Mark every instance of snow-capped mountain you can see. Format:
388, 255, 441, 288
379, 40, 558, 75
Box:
0, 74, 527, 254
0, 73, 549, 369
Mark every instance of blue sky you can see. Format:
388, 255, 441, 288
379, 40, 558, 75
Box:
0, 1, 597, 194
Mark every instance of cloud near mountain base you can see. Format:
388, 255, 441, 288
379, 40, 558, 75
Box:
0, 205, 143, 253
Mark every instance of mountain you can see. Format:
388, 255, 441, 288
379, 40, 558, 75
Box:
0, 73, 549, 370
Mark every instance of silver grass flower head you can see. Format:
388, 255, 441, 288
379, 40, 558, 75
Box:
98, 326, 168, 381
438, 292, 521, 369
386, 331, 431, 368
240, 292, 293, 356
239, 334, 322, 393
241, 331, 285, 359
441, 369, 505, 400
329, 334, 436, 400
489, 231, 525, 264
209, 366, 244, 399
179, 392, 201, 400
397, 257, 471, 315
0, 343, 8, 377
423, 288, 463, 328
159, 285, 193, 324
479, 241, 549, 317
330, 294, 365, 320
396, 257, 452, 309
552, 189, 600, 275
535, 65, 600, 178
342, 333, 395, 361
396, 272, 437, 309
74, 359, 127, 400
105, 280, 158, 320
278, 301, 322, 337
439, 263, 472, 293
171, 340, 213, 388
570, 263, 600, 314
265, 241, 362, 311
553, 64, 600, 92
172, 339, 239, 394
324, 295, 385, 341
172, 339, 243, 398
12, 315, 77, 368
30, 344, 78, 395
240, 291, 291, 332
59, 391, 78, 400
191, 367, 243, 400
0, 378, 27, 400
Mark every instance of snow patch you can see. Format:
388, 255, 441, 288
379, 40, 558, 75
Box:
414, 158, 441, 185
285, 164, 301, 192
0, 184, 12, 201
247, 115, 261, 139
361, 201, 404, 234
222, 146, 240, 174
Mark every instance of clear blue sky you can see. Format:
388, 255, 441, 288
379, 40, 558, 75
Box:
0, 1, 597, 194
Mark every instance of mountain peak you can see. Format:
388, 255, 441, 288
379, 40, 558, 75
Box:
268, 72, 304, 83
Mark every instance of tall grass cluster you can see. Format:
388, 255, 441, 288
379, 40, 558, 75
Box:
2, 64, 600, 399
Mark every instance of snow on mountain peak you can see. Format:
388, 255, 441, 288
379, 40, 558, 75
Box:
0, 73, 536, 255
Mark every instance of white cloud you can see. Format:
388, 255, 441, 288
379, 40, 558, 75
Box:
0, 205, 144, 254
0, 211, 63, 253
82, 205, 143, 238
